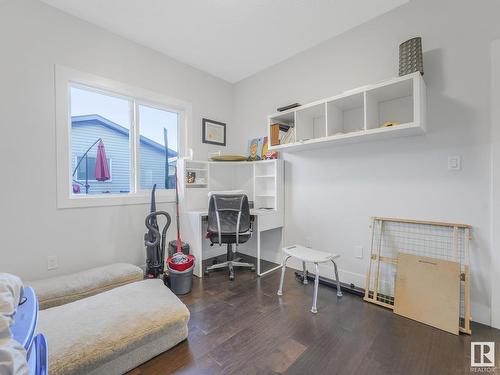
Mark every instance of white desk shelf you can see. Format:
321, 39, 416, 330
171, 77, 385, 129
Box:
268, 72, 426, 152
186, 167, 208, 172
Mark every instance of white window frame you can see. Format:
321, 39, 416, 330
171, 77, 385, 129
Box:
56, 65, 191, 208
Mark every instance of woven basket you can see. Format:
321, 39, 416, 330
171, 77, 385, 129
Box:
399, 37, 423, 76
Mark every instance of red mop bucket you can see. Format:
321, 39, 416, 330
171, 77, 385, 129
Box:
167, 254, 194, 272
167, 167, 195, 272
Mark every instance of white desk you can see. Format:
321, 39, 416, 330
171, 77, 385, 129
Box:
182, 208, 283, 277
178, 159, 285, 278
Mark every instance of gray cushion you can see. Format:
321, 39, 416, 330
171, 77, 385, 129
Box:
29, 263, 144, 310
37, 279, 189, 375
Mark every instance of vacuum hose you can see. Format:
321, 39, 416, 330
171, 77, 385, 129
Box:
145, 211, 171, 277
145, 211, 171, 248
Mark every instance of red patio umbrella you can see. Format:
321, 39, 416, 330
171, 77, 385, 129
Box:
95, 140, 110, 181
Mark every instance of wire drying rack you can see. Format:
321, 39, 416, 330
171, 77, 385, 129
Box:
364, 217, 472, 334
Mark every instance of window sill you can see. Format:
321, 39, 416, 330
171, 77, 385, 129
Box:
57, 191, 176, 209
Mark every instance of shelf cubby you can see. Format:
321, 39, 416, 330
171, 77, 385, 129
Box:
253, 161, 277, 210
269, 111, 295, 145
185, 160, 209, 188
327, 93, 364, 136
254, 161, 275, 177
254, 195, 276, 210
255, 178, 275, 197
295, 103, 326, 142
365, 78, 414, 130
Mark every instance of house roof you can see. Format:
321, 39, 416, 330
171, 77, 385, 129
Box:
72, 114, 177, 157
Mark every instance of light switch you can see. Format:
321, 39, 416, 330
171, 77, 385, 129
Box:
354, 245, 363, 259
448, 156, 461, 171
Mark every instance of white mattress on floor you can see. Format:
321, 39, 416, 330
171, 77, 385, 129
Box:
37, 279, 189, 375
29, 263, 144, 310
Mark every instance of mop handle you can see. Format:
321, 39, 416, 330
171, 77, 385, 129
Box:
175, 166, 182, 254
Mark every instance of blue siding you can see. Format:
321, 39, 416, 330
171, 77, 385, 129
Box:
140, 145, 169, 190
71, 116, 176, 195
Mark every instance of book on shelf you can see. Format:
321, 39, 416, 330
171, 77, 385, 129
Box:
280, 127, 295, 144
270, 123, 280, 146
271, 120, 293, 129
271, 122, 295, 145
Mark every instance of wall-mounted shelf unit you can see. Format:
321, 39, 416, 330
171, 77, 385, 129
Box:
267, 72, 426, 152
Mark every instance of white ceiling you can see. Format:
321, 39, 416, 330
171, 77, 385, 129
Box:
40, 0, 409, 83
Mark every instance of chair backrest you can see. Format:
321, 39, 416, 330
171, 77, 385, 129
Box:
207, 194, 251, 238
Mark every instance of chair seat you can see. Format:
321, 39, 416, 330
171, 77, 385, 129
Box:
209, 232, 251, 245
283, 245, 339, 263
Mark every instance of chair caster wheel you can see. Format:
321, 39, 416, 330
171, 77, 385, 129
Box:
229, 275, 234, 281
251, 267, 256, 272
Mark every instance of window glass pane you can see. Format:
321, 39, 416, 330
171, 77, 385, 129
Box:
76, 156, 111, 181
138, 105, 178, 190
70, 86, 131, 195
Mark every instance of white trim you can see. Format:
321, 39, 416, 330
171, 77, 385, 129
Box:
56, 65, 192, 208
131, 98, 139, 195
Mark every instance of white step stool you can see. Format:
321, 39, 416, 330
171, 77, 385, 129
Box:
277, 244, 342, 313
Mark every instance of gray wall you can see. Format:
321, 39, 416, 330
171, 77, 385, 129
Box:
0, 0, 234, 280
233, 0, 500, 326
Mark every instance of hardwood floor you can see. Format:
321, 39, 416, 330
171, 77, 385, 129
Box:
128, 261, 500, 375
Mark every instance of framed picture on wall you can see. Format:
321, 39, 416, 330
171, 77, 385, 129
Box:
202, 118, 226, 146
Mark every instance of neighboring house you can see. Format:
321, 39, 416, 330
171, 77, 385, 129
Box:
72, 114, 177, 194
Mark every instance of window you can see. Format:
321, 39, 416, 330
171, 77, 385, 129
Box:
70, 86, 129, 195
56, 66, 190, 208
138, 104, 179, 190
70, 85, 179, 195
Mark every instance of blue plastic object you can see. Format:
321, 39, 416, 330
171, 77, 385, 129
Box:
31, 334, 48, 375
11, 287, 38, 351
11, 287, 48, 375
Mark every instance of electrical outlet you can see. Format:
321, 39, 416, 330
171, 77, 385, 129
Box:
448, 156, 461, 171
47, 256, 58, 270
354, 245, 363, 259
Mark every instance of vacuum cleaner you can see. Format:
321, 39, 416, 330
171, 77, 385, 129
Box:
144, 184, 172, 278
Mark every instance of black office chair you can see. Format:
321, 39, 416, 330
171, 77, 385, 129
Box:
204, 193, 255, 280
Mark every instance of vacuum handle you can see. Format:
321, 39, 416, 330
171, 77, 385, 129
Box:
145, 211, 171, 247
